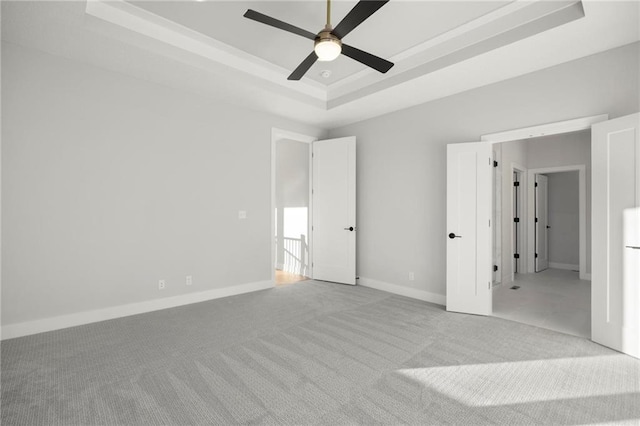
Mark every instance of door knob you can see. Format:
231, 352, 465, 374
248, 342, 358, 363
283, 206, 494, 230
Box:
626, 246, 640, 249
344, 226, 355, 231
449, 233, 462, 239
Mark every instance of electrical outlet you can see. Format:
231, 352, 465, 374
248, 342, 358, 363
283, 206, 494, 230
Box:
186, 275, 192, 286
238, 210, 247, 219
158, 279, 166, 290
408, 272, 415, 281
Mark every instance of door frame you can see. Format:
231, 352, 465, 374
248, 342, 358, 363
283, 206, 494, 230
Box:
474, 113, 607, 318
510, 164, 527, 282
271, 128, 317, 283
480, 114, 609, 143
533, 173, 550, 272
527, 166, 587, 279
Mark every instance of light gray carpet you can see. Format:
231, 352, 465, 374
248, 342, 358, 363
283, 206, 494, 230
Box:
2, 281, 639, 425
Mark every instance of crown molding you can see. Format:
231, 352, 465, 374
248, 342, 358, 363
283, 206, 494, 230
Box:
85, 0, 327, 102
327, 0, 585, 107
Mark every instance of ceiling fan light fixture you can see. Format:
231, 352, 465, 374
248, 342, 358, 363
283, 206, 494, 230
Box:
243, 1, 394, 80
314, 31, 342, 61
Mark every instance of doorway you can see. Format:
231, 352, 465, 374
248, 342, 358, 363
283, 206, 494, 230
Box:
535, 170, 581, 273
274, 139, 310, 286
491, 132, 590, 338
271, 129, 315, 286
271, 129, 358, 287
535, 173, 550, 272
448, 113, 640, 357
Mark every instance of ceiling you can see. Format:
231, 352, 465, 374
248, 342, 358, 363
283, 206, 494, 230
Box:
2, 1, 639, 128
128, 0, 510, 85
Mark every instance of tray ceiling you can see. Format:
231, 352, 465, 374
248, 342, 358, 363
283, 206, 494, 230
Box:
2, 1, 638, 128
128, 1, 510, 85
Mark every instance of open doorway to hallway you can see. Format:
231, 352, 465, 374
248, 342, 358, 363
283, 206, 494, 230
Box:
274, 138, 311, 286
491, 129, 591, 338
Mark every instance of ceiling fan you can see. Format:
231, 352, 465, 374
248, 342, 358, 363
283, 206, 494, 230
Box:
243, 0, 394, 80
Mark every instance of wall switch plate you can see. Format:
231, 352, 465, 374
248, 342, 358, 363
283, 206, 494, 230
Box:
238, 210, 247, 219
158, 279, 166, 290
186, 275, 192, 286
408, 272, 415, 281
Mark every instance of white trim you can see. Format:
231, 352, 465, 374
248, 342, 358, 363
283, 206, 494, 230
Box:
358, 277, 446, 306
527, 165, 587, 280
271, 128, 317, 284
583, 273, 591, 281
549, 262, 580, 270
2, 280, 273, 340
481, 115, 608, 144
271, 128, 317, 145
85, 0, 326, 101
329, 0, 535, 93
509, 164, 528, 283
493, 147, 501, 285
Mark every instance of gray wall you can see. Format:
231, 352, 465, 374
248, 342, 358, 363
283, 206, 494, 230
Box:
547, 171, 580, 267
1, 43, 324, 325
275, 139, 309, 275
3, 40, 638, 325
329, 42, 638, 299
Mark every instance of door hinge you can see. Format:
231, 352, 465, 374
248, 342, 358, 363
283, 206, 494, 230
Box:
535, 182, 538, 187
514, 217, 520, 223
493, 161, 498, 167
514, 181, 520, 187
514, 253, 520, 259
493, 265, 498, 272
535, 253, 539, 258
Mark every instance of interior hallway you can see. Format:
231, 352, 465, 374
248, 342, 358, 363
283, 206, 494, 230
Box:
493, 269, 591, 338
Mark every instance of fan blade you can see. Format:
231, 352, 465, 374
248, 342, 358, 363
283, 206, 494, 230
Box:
243, 9, 316, 40
341, 44, 393, 73
331, 1, 389, 39
288, 52, 318, 80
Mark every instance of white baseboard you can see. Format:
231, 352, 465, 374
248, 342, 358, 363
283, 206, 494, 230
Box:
549, 262, 579, 271
1, 280, 274, 340
358, 277, 445, 306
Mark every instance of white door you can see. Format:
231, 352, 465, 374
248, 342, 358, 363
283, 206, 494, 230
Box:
535, 174, 549, 272
446, 142, 493, 315
493, 149, 501, 284
513, 171, 522, 278
312, 137, 356, 285
592, 113, 640, 359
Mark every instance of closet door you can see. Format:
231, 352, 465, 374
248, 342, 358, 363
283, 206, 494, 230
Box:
446, 141, 493, 316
